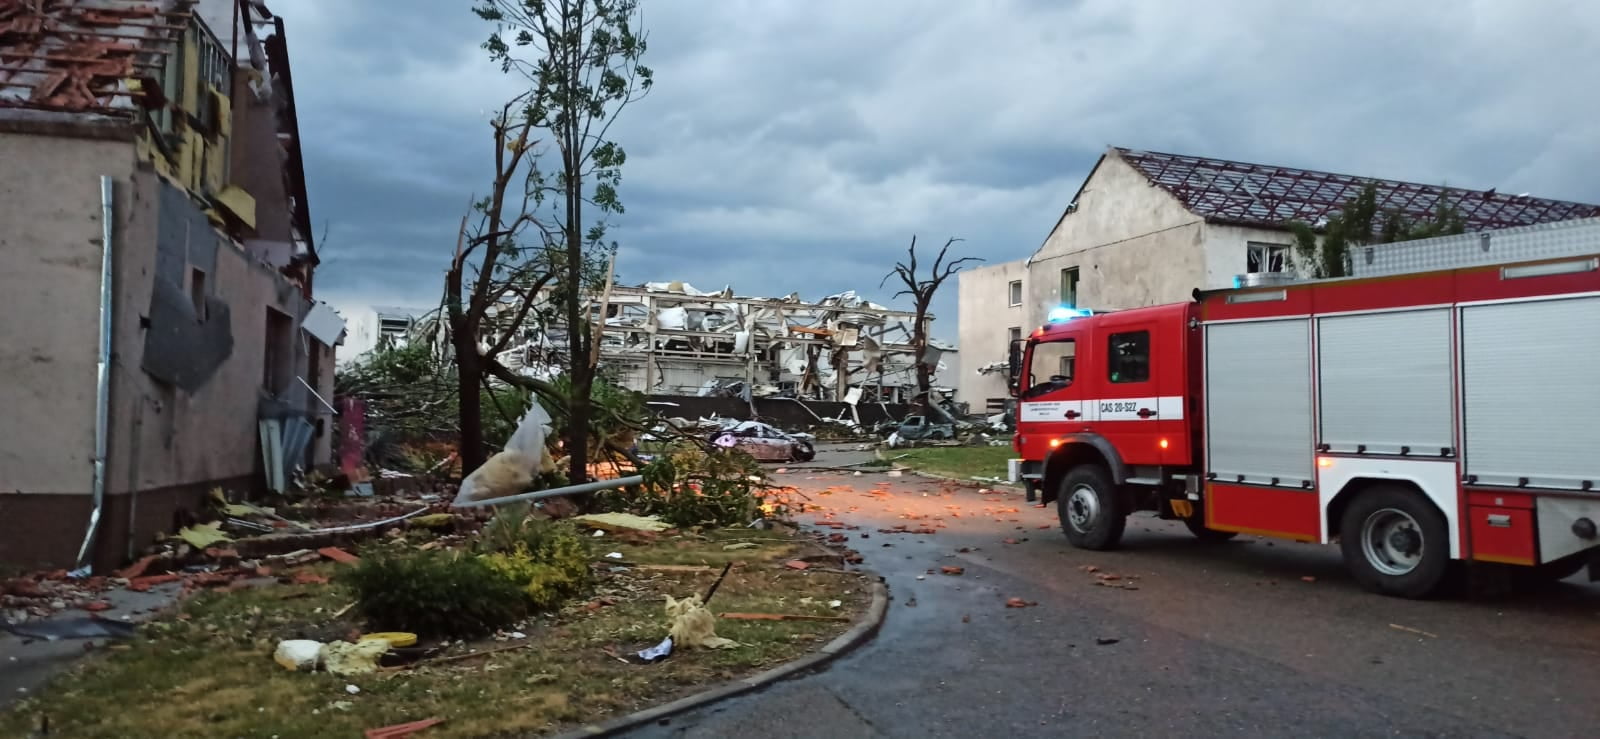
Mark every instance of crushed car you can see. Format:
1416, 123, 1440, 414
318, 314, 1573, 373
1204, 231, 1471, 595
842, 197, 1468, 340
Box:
710, 421, 817, 462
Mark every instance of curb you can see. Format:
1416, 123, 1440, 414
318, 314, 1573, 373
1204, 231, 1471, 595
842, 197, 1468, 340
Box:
553, 576, 890, 738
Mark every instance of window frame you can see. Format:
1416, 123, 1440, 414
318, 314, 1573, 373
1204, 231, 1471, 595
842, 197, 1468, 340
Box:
1106, 330, 1151, 385
1008, 280, 1023, 307
1060, 267, 1080, 307
1247, 242, 1289, 274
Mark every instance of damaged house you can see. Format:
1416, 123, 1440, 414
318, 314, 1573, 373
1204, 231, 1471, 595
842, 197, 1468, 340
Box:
0, 0, 339, 570
492, 281, 958, 405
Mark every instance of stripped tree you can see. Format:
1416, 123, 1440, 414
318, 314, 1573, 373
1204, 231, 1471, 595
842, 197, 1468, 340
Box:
880, 236, 980, 399
444, 94, 562, 475
472, 0, 652, 483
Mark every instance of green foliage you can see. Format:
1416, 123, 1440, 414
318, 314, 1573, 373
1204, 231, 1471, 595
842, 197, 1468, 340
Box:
340, 545, 528, 639
475, 504, 592, 609
1287, 182, 1468, 279
542, 372, 646, 443
597, 448, 771, 528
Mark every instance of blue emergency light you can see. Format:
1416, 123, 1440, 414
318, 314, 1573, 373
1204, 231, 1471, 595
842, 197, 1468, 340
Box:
1046, 306, 1091, 323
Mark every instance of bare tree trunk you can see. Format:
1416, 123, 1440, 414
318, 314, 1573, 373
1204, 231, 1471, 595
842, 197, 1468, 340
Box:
562, 24, 592, 484
456, 334, 485, 474
913, 299, 932, 396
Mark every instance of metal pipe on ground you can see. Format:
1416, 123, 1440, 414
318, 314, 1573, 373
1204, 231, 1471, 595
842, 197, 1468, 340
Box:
451, 475, 646, 509
74, 175, 116, 574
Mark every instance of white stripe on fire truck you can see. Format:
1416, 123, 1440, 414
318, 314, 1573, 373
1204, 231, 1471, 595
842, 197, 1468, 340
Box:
1018, 396, 1185, 422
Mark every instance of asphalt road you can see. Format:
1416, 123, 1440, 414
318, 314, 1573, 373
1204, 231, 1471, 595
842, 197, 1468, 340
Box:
623, 447, 1600, 739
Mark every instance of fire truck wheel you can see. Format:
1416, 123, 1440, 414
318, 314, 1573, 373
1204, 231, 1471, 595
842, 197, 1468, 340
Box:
1057, 465, 1126, 550
1338, 486, 1450, 598
1182, 516, 1238, 543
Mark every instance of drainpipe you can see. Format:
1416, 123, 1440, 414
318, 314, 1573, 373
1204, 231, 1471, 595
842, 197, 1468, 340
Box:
74, 176, 116, 574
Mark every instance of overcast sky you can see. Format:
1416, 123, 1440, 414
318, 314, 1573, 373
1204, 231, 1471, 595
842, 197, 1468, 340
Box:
272, 0, 1600, 340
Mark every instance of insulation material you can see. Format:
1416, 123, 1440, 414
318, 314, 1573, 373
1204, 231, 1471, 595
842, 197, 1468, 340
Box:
665, 594, 737, 649
656, 306, 688, 330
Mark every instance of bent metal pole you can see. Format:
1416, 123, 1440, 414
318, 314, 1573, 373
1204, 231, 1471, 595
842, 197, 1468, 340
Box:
450, 475, 646, 509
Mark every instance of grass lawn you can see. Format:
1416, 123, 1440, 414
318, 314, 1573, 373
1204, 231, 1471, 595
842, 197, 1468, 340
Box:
890, 445, 1015, 482
1, 525, 866, 739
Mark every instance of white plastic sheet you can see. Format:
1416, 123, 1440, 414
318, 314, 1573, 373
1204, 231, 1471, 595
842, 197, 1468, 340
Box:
453, 402, 552, 506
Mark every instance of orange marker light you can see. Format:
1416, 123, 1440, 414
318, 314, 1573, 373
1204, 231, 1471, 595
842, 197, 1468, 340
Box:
1317, 457, 1334, 468
1049, 438, 1063, 448
1158, 438, 1169, 450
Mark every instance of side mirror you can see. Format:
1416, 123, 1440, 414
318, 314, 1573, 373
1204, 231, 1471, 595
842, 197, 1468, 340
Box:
1007, 339, 1024, 394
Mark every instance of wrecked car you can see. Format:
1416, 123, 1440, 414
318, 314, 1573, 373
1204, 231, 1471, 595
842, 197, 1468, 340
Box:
894, 415, 955, 441
710, 421, 816, 462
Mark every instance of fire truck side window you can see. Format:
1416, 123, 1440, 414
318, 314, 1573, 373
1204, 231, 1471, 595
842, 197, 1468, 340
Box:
1022, 338, 1075, 399
1107, 331, 1150, 384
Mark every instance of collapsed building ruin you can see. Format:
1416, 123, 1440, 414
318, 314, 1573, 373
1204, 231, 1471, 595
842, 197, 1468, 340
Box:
492, 281, 957, 404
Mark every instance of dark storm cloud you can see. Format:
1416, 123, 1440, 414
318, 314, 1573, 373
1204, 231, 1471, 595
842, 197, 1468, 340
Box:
269, 0, 1600, 341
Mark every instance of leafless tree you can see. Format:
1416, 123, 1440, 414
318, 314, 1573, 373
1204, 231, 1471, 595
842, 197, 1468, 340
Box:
881, 236, 981, 397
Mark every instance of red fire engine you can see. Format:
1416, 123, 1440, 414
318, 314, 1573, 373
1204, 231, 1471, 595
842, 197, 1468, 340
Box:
1009, 253, 1600, 598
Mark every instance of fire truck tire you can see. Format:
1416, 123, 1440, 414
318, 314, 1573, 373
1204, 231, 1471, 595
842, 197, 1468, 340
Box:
1182, 516, 1238, 543
1057, 465, 1126, 550
1338, 486, 1450, 599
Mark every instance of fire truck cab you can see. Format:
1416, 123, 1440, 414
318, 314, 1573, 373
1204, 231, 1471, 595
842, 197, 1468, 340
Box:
1011, 255, 1600, 598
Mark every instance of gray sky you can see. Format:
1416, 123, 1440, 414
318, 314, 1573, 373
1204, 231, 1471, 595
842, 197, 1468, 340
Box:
274, 0, 1600, 340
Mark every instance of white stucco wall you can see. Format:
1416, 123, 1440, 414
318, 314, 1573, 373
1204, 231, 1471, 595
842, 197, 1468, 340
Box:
1025, 154, 1209, 321
956, 259, 1029, 410
1202, 224, 1300, 287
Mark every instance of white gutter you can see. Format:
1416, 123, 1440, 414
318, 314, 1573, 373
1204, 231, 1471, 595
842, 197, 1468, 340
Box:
75, 176, 116, 573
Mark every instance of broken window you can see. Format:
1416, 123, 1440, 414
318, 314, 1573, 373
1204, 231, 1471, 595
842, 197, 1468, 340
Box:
1247, 242, 1289, 273
189, 268, 207, 321
1060, 267, 1079, 307
264, 308, 293, 396
1008, 280, 1023, 306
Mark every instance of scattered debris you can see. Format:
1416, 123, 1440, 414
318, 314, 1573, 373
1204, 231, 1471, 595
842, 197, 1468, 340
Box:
275, 640, 324, 671
722, 542, 760, 551
1301, 576, 1317, 583
323, 639, 392, 676
940, 566, 964, 576
572, 512, 673, 533
1004, 597, 1037, 608
319, 547, 360, 565
784, 560, 811, 570
604, 552, 625, 560
666, 594, 737, 649
364, 717, 446, 739
1389, 623, 1438, 638
637, 636, 673, 663
176, 523, 231, 549
1095, 637, 1120, 646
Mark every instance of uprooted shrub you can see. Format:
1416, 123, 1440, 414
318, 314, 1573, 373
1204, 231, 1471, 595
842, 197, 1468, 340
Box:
595, 448, 777, 529
340, 545, 529, 639
475, 504, 592, 610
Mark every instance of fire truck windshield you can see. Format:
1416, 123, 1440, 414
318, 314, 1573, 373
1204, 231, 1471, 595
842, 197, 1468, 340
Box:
1020, 337, 1076, 399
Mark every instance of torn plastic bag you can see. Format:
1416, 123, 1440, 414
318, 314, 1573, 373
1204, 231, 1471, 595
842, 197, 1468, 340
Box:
503, 401, 552, 462
454, 402, 552, 506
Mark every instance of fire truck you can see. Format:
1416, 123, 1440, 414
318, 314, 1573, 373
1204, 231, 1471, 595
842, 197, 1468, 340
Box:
1008, 253, 1600, 598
